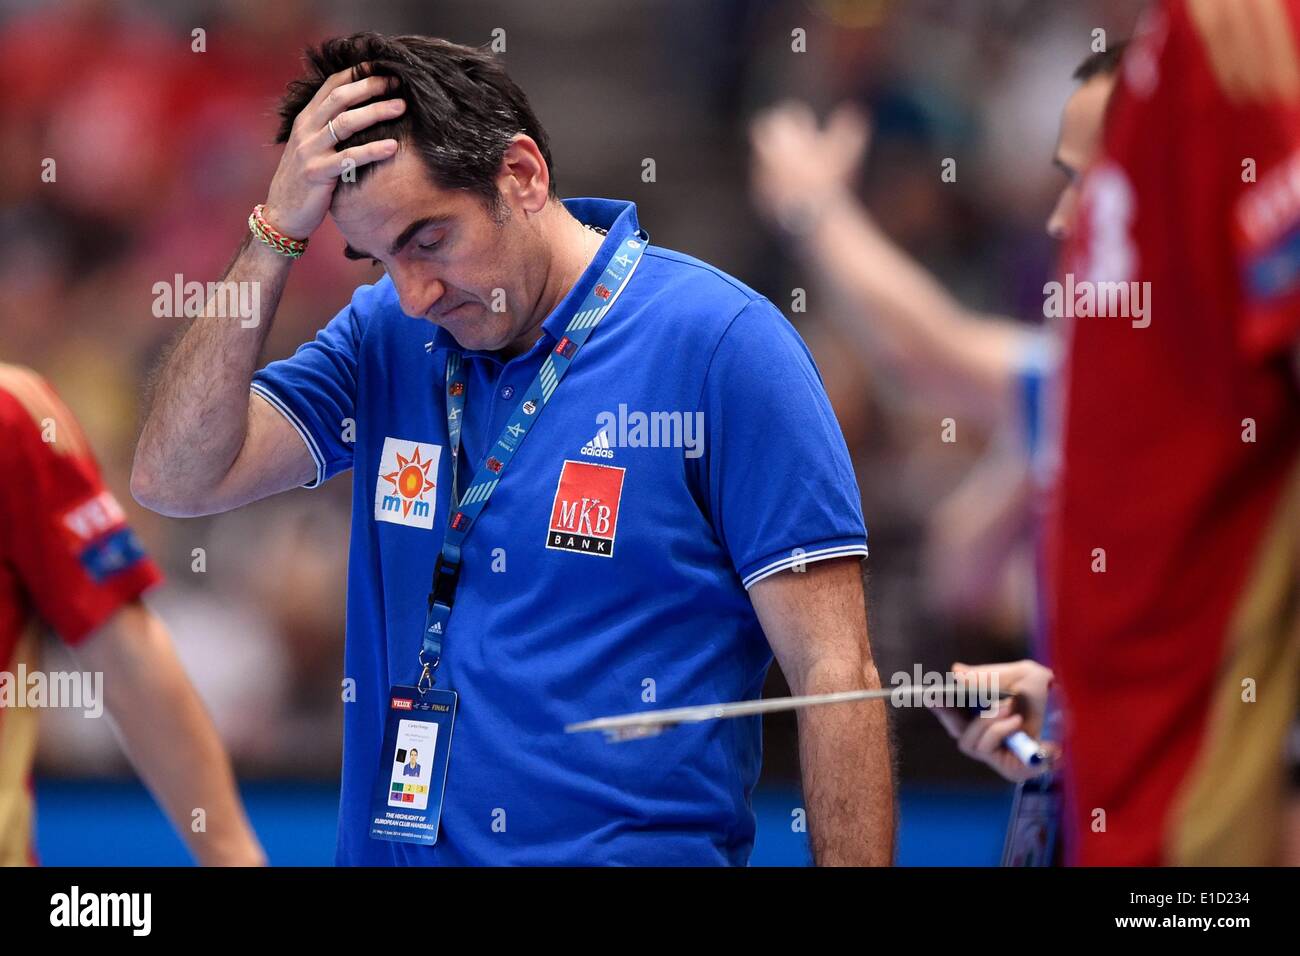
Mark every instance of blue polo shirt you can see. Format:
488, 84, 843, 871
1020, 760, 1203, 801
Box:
251, 197, 868, 865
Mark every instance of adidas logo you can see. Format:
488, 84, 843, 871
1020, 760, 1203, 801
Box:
427, 621, 443, 634
580, 429, 615, 459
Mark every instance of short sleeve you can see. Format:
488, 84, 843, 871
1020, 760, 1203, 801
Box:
1206, 12, 1300, 359
1234, 139, 1300, 360
0, 373, 161, 645
251, 285, 371, 487
1011, 330, 1062, 471
699, 298, 869, 588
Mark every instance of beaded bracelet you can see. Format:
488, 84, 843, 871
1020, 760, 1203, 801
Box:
248, 204, 308, 258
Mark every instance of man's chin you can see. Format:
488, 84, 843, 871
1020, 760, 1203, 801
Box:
427, 306, 502, 350
436, 322, 507, 354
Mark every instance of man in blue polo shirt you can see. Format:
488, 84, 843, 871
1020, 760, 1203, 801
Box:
133, 33, 893, 865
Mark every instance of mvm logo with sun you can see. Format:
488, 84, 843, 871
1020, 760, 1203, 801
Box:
374, 437, 442, 529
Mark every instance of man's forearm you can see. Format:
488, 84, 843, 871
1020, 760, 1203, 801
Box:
751, 559, 896, 865
110, 661, 265, 866
794, 654, 895, 866
133, 235, 291, 513
803, 196, 1027, 422
76, 604, 264, 866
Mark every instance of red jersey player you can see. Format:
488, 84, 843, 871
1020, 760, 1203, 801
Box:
0, 364, 262, 865
1052, 0, 1300, 865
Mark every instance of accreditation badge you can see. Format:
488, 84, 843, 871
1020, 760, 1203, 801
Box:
369, 686, 457, 846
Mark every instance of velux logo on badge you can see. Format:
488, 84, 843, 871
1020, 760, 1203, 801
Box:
547, 460, 624, 557
580, 428, 615, 459
375, 437, 442, 529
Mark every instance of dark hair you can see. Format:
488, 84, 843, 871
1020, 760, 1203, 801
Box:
276, 33, 555, 208
1073, 40, 1129, 82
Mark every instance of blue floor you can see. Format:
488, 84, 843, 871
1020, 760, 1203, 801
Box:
33, 780, 1012, 866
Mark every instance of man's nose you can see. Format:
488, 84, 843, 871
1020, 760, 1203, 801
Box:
1046, 186, 1077, 241
393, 269, 446, 319
1046, 210, 1067, 241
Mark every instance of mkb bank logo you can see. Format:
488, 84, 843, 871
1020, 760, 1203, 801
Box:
375, 437, 442, 529
547, 460, 625, 557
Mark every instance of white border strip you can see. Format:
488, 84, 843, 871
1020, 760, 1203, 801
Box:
250, 382, 326, 489
742, 543, 869, 590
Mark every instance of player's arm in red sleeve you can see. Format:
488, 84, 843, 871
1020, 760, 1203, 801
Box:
1188, 0, 1300, 586
1189, 0, 1300, 579
0, 368, 264, 865
0, 369, 161, 643
1184, 0, 1300, 362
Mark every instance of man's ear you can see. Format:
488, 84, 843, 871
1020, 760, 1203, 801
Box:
496, 134, 550, 214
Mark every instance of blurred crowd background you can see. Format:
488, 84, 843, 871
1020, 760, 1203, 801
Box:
3, 0, 1144, 853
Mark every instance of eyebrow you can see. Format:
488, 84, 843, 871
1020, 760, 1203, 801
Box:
342, 216, 448, 261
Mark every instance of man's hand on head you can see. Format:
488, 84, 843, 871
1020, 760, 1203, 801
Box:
263, 66, 404, 241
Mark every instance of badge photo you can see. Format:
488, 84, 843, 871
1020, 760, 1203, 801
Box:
546, 459, 625, 557
374, 437, 442, 530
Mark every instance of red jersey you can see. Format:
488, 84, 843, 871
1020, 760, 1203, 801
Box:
1052, 0, 1300, 865
0, 365, 161, 864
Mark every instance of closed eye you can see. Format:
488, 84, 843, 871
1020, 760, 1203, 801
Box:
343, 244, 384, 269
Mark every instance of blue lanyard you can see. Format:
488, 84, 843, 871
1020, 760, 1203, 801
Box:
418, 230, 646, 690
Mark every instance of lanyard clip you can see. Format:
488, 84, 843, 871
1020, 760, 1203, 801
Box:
420, 553, 459, 689
428, 553, 461, 612
417, 650, 437, 694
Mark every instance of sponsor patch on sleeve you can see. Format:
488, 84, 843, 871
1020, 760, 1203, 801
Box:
78, 527, 149, 583
59, 491, 149, 582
